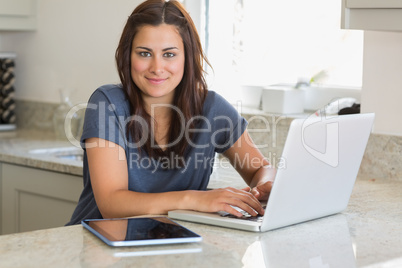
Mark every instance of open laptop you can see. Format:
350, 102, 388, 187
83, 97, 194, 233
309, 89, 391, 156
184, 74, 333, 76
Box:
168, 113, 375, 232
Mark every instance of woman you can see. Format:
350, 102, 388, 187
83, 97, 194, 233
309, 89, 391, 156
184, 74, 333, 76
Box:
67, 0, 275, 225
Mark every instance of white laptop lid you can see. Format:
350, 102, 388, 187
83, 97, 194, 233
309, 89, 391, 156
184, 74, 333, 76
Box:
261, 113, 374, 231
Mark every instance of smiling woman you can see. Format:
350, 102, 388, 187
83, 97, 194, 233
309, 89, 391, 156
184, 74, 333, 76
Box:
130, 24, 185, 103
129, 24, 186, 150
66, 0, 275, 226
115, 0, 209, 160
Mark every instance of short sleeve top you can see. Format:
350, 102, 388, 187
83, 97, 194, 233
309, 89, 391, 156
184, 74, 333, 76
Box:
67, 84, 247, 225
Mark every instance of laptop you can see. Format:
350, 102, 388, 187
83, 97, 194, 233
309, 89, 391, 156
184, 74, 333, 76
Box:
168, 113, 375, 232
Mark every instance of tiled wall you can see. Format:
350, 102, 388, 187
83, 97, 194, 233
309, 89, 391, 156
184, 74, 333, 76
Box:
241, 113, 292, 168
359, 134, 402, 181
15, 100, 58, 135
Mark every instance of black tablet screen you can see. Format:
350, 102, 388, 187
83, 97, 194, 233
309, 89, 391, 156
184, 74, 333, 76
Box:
83, 217, 201, 243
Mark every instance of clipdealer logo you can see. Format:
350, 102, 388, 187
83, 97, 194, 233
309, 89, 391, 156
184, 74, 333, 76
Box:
301, 109, 339, 168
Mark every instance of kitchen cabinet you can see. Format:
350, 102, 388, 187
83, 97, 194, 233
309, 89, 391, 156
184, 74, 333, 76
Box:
341, 0, 402, 31
0, 0, 37, 31
1, 163, 82, 235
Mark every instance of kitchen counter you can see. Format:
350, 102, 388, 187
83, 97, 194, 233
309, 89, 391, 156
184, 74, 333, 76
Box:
0, 179, 401, 267
1, 130, 402, 267
0, 131, 83, 176
0, 172, 402, 268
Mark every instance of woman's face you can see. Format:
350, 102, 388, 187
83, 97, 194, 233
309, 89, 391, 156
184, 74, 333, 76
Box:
131, 24, 185, 104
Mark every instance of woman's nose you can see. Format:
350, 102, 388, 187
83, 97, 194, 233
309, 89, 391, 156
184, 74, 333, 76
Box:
150, 56, 164, 75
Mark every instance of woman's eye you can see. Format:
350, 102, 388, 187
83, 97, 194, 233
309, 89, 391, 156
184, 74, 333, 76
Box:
164, 52, 175, 58
139, 52, 151, 57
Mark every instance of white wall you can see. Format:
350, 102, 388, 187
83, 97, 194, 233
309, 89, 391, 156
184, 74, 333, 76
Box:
0, 0, 142, 104
361, 31, 402, 136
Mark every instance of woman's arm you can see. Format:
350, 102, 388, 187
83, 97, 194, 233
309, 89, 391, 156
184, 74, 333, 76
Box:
86, 137, 264, 218
222, 130, 277, 201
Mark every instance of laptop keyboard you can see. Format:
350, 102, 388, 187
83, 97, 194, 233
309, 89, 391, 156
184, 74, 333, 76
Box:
218, 205, 265, 223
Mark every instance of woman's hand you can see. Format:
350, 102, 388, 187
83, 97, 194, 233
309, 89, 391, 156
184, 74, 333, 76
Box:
242, 166, 276, 201
189, 187, 265, 217
221, 130, 277, 203
242, 180, 274, 201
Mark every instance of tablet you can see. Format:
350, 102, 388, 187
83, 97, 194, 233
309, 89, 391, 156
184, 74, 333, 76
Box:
81, 217, 202, 247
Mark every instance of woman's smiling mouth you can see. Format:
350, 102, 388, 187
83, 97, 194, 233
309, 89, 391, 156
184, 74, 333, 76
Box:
147, 77, 167, 85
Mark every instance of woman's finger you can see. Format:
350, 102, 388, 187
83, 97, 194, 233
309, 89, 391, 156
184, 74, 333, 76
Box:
223, 188, 264, 216
241, 186, 251, 192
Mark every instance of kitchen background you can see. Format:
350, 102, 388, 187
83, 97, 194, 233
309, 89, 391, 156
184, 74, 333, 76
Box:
0, 0, 401, 182
0, 0, 401, 237
0, 0, 402, 135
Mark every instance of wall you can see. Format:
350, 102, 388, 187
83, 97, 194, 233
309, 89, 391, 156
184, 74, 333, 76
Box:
1, 1, 402, 136
0, 0, 142, 104
361, 31, 402, 136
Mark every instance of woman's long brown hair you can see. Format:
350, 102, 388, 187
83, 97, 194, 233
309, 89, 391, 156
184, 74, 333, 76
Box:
115, 0, 210, 163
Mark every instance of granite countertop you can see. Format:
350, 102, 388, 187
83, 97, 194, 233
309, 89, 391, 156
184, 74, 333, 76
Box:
0, 130, 402, 267
0, 131, 83, 176
0, 179, 401, 267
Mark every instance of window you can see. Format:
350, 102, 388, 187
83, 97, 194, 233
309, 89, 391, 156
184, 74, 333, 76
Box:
204, 0, 364, 104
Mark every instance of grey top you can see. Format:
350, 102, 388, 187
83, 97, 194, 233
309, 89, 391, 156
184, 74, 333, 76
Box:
67, 84, 247, 225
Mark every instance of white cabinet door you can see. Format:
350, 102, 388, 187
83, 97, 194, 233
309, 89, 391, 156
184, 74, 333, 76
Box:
1, 163, 82, 235
0, 0, 37, 31
341, 0, 402, 31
